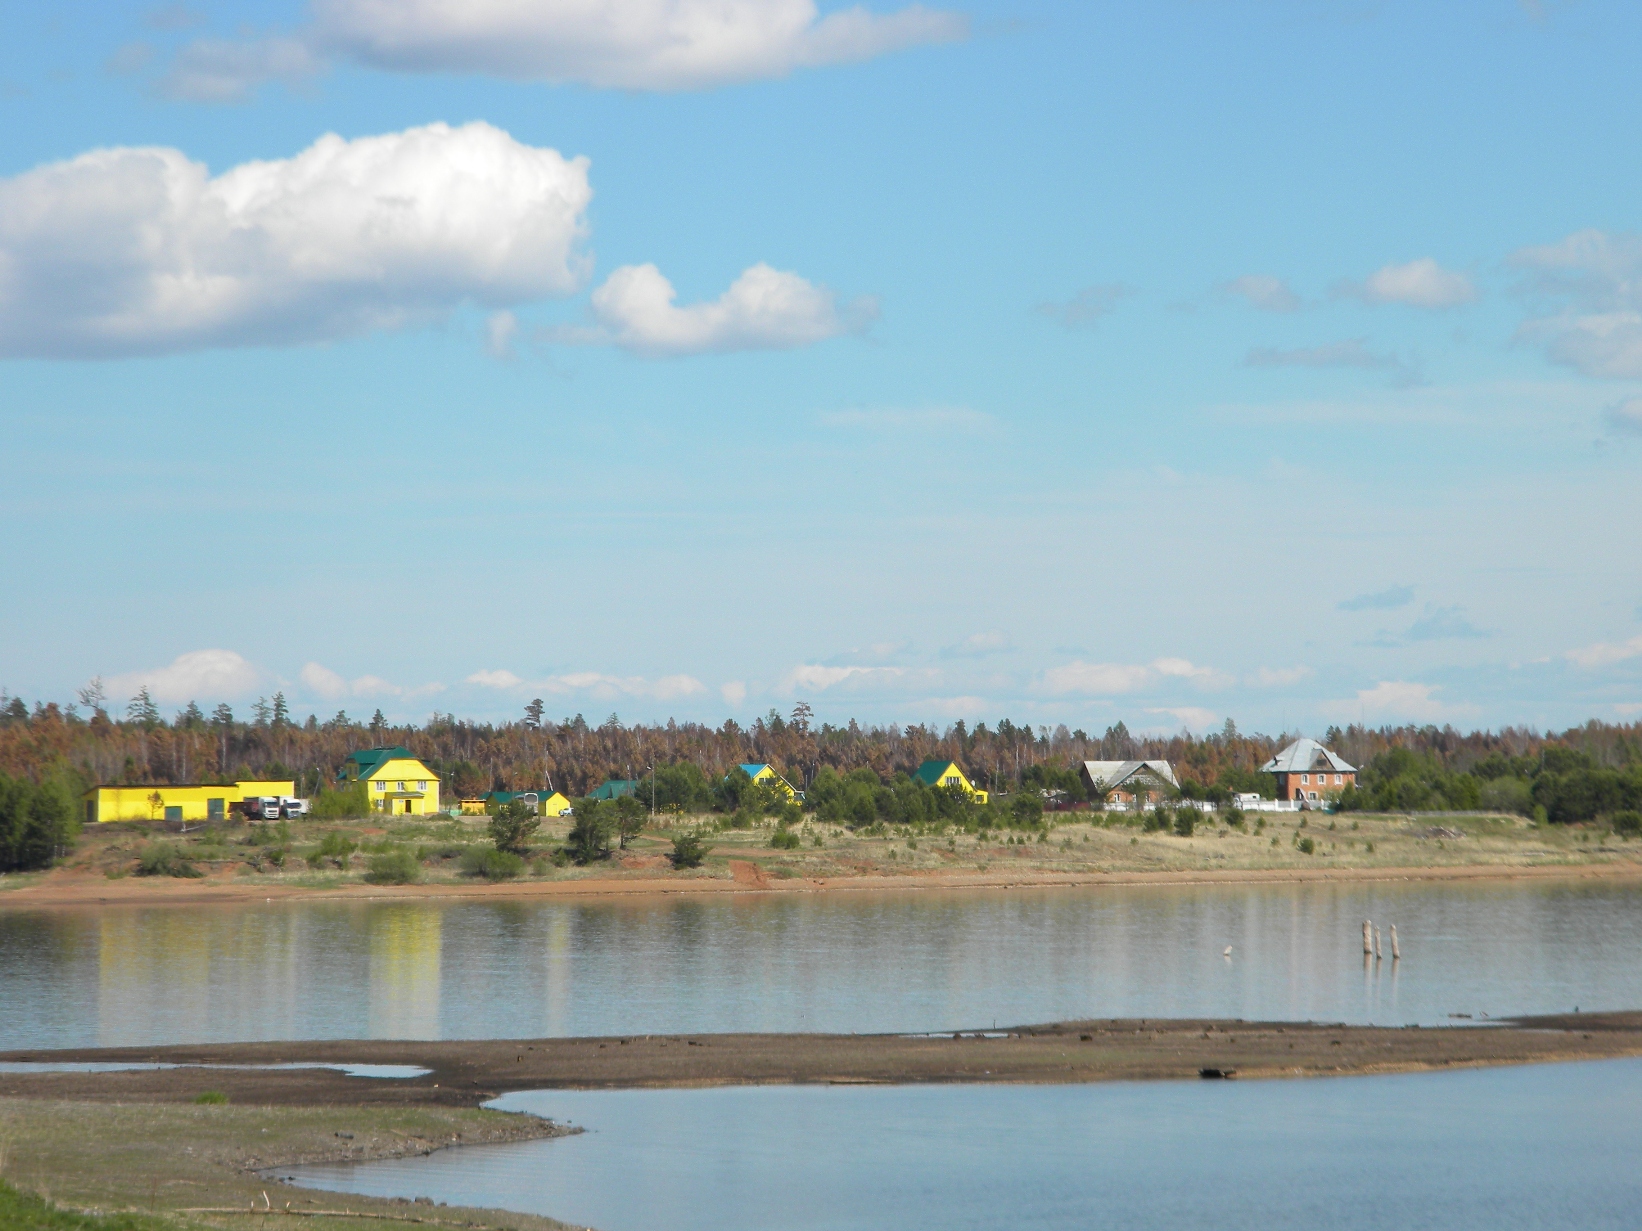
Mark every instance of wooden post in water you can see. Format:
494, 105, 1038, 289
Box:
1373, 925, 1382, 960
1363, 920, 1373, 955
1390, 924, 1400, 960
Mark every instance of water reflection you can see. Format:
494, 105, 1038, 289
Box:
1, 878, 1638, 1049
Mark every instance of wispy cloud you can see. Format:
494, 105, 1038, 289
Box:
1338, 585, 1414, 612
1034, 283, 1135, 328
304, 662, 444, 700
1249, 666, 1313, 687
1326, 680, 1474, 722
1605, 397, 1642, 434
781, 664, 906, 692
1246, 338, 1397, 370
941, 631, 1012, 659
1511, 229, 1642, 378
1404, 604, 1489, 642
1146, 705, 1218, 730
1221, 274, 1300, 312
1566, 634, 1642, 669
1037, 657, 1229, 696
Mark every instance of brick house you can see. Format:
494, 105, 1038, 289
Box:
1261, 738, 1356, 803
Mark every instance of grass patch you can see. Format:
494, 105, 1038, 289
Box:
191, 1090, 228, 1105
134, 843, 201, 879
0, 1180, 172, 1231
459, 845, 525, 880
363, 850, 422, 885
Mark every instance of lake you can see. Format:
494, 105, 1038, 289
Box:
286, 1059, 1642, 1231
3, 878, 1639, 1049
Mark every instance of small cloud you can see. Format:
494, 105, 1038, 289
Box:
1606, 397, 1642, 434
466, 669, 523, 689
549, 262, 875, 357
781, 664, 904, 693
485, 311, 519, 359
1221, 274, 1300, 312
720, 681, 748, 706
1146, 706, 1218, 731
1509, 230, 1642, 378
301, 662, 442, 699
105, 41, 154, 76
108, 649, 260, 704
1034, 283, 1135, 329
1338, 585, 1414, 612
819, 406, 994, 433
1038, 661, 1152, 696
1327, 680, 1473, 722
1247, 338, 1396, 370
1613, 701, 1642, 716
941, 631, 1011, 659
1250, 666, 1313, 687
1404, 604, 1488, 642
1151, 657, 1231, 686
157, 35, 325, 103
299, 662, 348, 699
1342, 258, 1477, 309
144, 3, 205, 30
1566, 634, 1642, 669
532, 671, 706, 701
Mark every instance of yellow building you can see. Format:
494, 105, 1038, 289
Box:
83, 780, 295, 825
339, 746, 442, 816
738, 763, 801, 801
913, 760, 989, 805
460, 790, 573, 818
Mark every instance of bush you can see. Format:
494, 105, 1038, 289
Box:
365, 850, 422, 884
565, 805, 614, 864
769, 827, 801, 850
311, 781, 370, 819
136, 842, 202, 878
193, 1090, 228, 1105
1173, 809, 1195, 838
1298, 836, 1316, 855
460, 845, 525, 880
669, 833, 712, 869
306, 830, 356, 868
1611, 811, 1642, 837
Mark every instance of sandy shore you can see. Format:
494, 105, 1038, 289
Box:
4, 1012, 1640, 1103
4, 856, 1640, 910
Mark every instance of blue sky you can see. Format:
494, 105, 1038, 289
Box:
2, 0, 1640, 735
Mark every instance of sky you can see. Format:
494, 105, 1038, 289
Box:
2, 0, 1640, 737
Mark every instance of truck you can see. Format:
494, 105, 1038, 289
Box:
277, 796, 309, 819
238, 797, 282, 821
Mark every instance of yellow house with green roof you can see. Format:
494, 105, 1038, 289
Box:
913, 760, 988, 804
738, 763, 801, 801
339, 746, 442, 815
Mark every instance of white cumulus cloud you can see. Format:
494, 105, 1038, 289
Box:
553, 262, 874, 357
312, 0, 966, 91
0, 121, 592, 358
108, 649, 260, 704
721, 681, 749, 706
302, 662, 442, 699
466, 668, 524, 689
1038, 657, 1229, 696
1351, 258, 1477, 309
1147, 706, 1218, 731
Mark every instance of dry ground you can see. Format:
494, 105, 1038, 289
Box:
3, 809, 1639, 908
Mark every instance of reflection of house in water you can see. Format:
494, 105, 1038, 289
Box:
369, 905, 443, 1039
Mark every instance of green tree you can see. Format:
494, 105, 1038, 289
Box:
0, 772, 75, 872
271, 692, 290, 728
251, 697, 271, 727
176, 701, 206, 730
210, 703, 233, 728
566, 799, 613, 864
611, 795, 646, 848
127, 687, 160, 729
489, 799, 541, 853
524, 698, 544, 728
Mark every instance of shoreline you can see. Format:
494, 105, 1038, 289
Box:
4, 1014, 1641, 1101
3, 856, 1639, 909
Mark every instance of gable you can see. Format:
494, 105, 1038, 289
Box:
364, 757, 436, 781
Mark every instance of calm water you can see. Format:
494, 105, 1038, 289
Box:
288, 1060, 1642, 1231
2, 880, 1640, 1049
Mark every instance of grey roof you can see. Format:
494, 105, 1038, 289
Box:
1261, 738, 1355, 774
1080, 760, 1178, 791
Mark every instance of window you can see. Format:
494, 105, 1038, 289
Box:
375, 781, 385, 791
417, 780, 426, 790
1301, 773, 1310, 784
164, 806, 182, 822
1307, 792, 1318, 801
398, 781, 406, 791
207, 798, 225, 820
1334, 774, 1342, 785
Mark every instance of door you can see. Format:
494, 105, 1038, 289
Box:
404, 799, 413, 815
164, 806, 182, 822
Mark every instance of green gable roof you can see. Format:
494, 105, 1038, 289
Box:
589, 779, 639, 800
339, 746, 413, 781
913, 760, 960, 787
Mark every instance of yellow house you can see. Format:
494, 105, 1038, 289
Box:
83, 780, 295, 825
738, 763, 801, 801
460, 790, 573, 818
340, 746, 442, 816
913, 760, 989, 805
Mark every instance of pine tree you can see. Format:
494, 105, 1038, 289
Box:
211, 703, 234, 728
127, 686, 160, 728
177, 701, 205, 729
251, 697, 271, 727
271, 692, 290, 728
370, 709, 387, 739
524, 698, 544, 729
